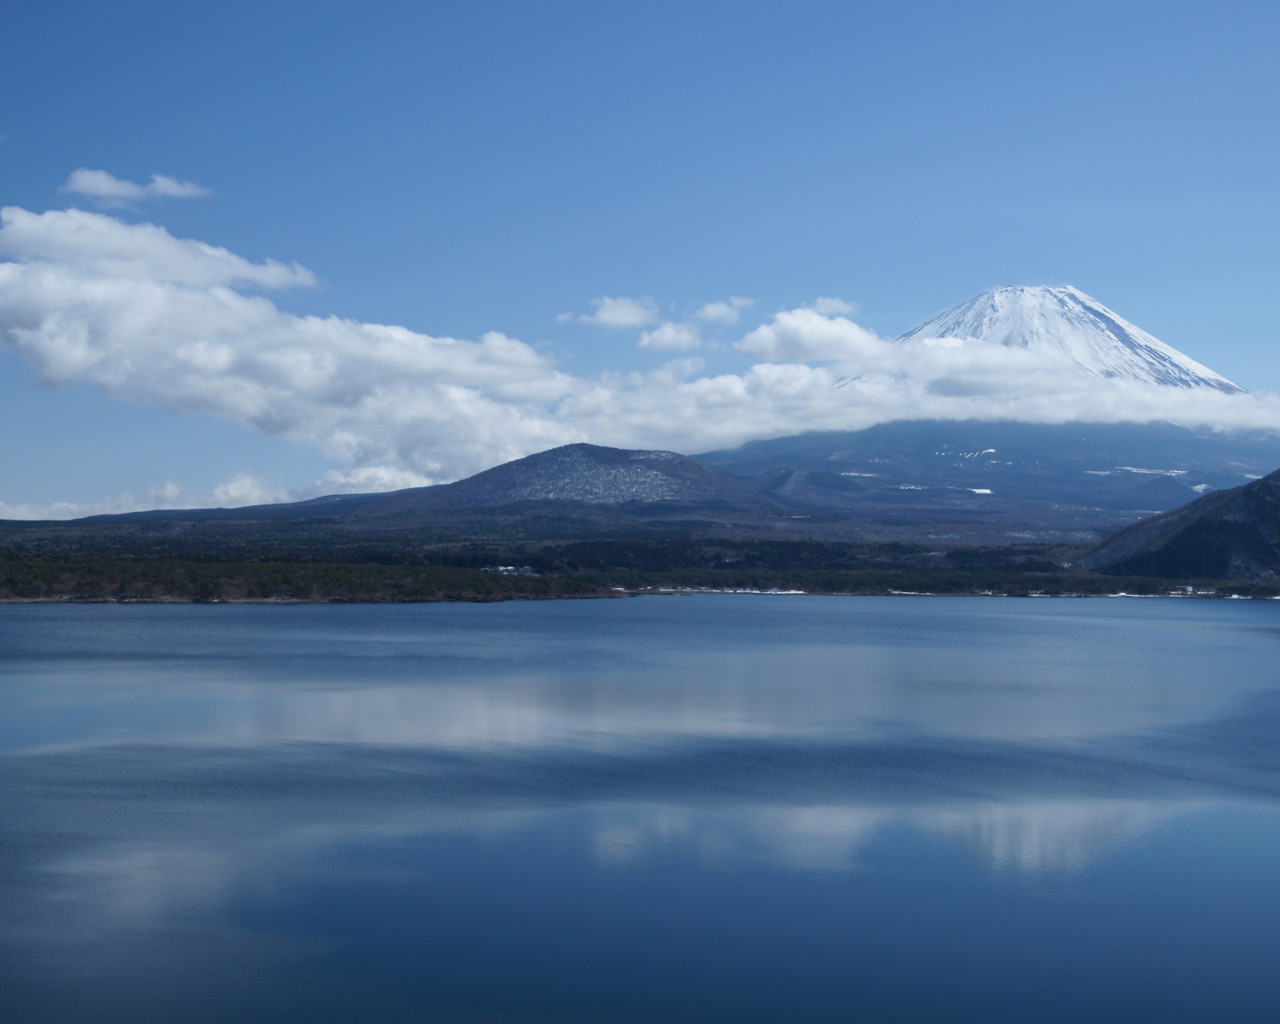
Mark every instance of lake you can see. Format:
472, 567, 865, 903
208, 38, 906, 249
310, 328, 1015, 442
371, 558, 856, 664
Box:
2, 596, 1279, 1022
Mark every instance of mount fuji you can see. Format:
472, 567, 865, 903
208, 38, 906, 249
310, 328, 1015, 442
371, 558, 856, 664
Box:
694, 286, 1275, 540
898, 285, 1244, 393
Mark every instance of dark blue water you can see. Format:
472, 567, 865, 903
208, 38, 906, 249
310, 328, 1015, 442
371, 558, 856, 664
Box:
2, 597, 1279, 1022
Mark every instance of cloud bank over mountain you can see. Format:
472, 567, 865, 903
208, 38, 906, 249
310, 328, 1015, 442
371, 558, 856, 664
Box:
3, 201, 1280, 511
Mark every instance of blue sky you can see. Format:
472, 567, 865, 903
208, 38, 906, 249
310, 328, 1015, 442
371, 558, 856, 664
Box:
3, 1, 1280, 516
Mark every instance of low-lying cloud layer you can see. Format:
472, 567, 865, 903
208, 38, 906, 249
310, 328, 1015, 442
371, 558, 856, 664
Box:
3, 198, 1280, 514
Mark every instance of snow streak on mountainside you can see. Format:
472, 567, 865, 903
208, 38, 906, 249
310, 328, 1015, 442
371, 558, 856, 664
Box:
898, 286, 1244, 393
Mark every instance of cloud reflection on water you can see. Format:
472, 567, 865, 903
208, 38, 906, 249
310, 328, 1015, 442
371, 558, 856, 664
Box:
4, 597, 1280, 1020
2, 745, 1199, 955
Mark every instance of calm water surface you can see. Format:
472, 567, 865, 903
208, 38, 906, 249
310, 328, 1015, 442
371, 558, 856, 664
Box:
2, 596, 1279, 1022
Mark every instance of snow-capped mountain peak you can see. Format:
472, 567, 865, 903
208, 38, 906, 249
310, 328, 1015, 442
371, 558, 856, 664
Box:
897, 285, 1243, 393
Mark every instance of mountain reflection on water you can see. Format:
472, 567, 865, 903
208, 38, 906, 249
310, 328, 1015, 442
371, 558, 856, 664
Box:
3, 597, 1279, 1023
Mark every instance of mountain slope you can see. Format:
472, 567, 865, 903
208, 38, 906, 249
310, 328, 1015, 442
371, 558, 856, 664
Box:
358, 443, 785, 516
696, 421, 1280, 542
1082, 469, 1280, 579
898, 285, 1243, 392
48, 443, 792, 539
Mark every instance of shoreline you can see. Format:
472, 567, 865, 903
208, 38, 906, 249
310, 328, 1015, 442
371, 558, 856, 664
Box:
1, 586, 1269, 605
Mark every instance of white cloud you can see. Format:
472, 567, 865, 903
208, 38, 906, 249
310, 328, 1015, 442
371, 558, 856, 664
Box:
63, 168, 212, 202
638, 321, 701, 351
557, 361, 857, 454
0, 207, 315, 289
0, 207, 581, 487
695, 296, 754, 323
317, 465, 434, 493
0, 471, 291, 520
0, 498, 119, 521
564, 304, 1280, 455
209, 472, 291, 507
656, 357, 706, 379
738, 307, 884, 362
810, 296, 858, 315
579, 295, 658, 328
